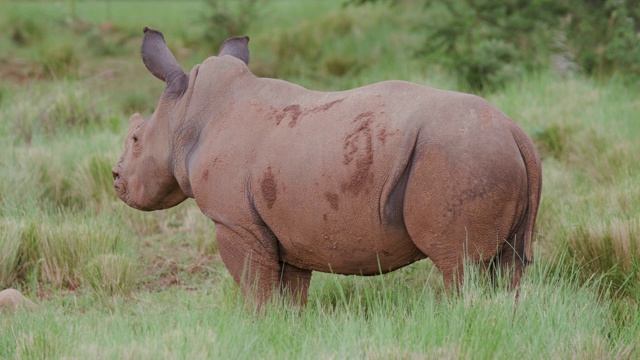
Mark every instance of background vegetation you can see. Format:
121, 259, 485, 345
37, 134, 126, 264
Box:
1, 0, 639, 358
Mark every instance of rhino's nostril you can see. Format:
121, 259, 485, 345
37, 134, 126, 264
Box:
111, 168, 119, 180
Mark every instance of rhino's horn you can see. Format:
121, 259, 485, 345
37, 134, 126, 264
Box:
141, 27, 187, 98
218, 36, 250, 65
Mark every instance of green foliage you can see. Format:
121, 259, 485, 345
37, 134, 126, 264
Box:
413, 0, 640, 91
419, 0, 561, 91
252, 7, 401, 88
532, 123, 576, 160
9, 16, 44, 46
202, 0, 262, 51
561, 0, 640, 79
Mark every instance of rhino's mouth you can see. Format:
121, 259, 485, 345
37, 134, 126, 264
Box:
113, 175, 128, 200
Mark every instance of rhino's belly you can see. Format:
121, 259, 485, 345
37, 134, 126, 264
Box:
277, 226, 426, 275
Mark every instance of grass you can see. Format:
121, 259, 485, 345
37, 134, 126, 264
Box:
1, 0, 639, 358
1, 262, 638, 358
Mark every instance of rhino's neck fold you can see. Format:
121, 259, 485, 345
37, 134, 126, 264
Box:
166, 65, 202, 199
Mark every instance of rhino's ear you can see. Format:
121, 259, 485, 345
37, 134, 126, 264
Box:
218, 36, 250, 65
141, 27, 188, 98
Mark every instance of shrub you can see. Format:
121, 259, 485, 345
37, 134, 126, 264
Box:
202, 0, 262, 51
418, 0, 561, 91
561, 0, 640, 79
350, 0, 640, 90
9, 17, 44, 46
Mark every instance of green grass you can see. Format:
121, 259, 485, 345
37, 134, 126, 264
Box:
1, 262, 638, 358
1, 0, 639, 358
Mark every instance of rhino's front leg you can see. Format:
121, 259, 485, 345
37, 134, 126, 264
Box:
215, 224, 312, 307
280, 262, 312, 306
215, 223, 280, 306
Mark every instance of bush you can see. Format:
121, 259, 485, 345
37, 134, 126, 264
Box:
562, 0, 640, 79
350, 0, 640, 90
202, 0, 261, 51
418, 0, 562, 91
9, 17, 44, 46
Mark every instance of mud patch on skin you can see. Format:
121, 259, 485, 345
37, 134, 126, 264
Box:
275, 105, 302, 127
261, 167, 278, 208
251, 100, 279, 123
377, 128, 388, 144
275, 98, 346, 127
309, 98, 345, 113
324, 192, 340, 210
341, 111, 375, 195
481, 108, 496, 125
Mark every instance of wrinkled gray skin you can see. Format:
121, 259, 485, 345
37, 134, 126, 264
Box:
113, 27, 542, 306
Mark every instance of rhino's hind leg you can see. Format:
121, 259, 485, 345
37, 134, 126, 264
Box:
401, 146, 523, 292
492, 228, 529, 289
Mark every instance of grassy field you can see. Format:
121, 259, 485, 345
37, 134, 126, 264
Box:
1, 0, 639, 358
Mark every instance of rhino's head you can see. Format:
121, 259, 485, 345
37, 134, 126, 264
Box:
112, 27, 250, 211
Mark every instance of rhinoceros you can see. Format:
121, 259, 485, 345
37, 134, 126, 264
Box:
112, 27, 542, 305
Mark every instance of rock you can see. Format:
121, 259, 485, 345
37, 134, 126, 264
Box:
0, 288, 37, 312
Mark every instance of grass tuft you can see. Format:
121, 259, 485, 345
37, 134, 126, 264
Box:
6, 213, 132, 290
10, 81, 111, 143
79, 253, 138, 299
565, 218, 640, 294
73, 154, 119, 211
0, 220, 22, 288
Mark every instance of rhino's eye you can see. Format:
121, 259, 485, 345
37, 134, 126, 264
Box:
132, 135, 139, 143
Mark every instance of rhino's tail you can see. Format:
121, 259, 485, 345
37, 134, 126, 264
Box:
512, 124, 542, 264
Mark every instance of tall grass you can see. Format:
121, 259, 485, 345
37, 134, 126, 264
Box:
1, 260, 638, 358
